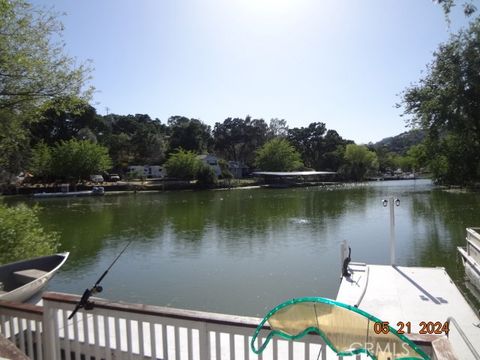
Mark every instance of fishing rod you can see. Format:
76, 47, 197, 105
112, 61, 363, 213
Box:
68, 240, 133, 320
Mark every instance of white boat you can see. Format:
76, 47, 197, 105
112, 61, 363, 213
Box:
458, 227, 480, 292
33, 186, 105, 198
0, 252, 69, 302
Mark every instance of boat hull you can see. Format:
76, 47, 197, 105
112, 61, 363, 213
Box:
0, 253, 69, 303
33, 186, 105, 198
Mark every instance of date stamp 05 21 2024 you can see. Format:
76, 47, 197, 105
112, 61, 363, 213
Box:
373, 321, 450, 335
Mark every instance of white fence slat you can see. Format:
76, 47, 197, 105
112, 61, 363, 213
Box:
150, 322, 156, 360
163, 324, 170, 360
62, 310, 71, 360
104, 315, 112, 360
139, 320, 145, 356
26, 319, 34, 358
198, 324, 209, 360
175, 326, 181, 360
126, 318, 133, 360
18, 318, 26, 353
244, 335, 250, 360
189, 328, 195, 360
93, 314, 101, 360
272, 338, 278, 360
114, 316, 123, 359
229, 333, 234, 360
72, 312, 80, 360
215, 331, 221, 360
0, 315, 5, 337
257, 336, 263, 360
54, 308, 62, 360
8, 316, 15, 341
82, 311, 89, 352
36, 320, 43, 360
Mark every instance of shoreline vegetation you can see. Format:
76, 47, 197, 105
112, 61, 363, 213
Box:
3, 176, 437, 197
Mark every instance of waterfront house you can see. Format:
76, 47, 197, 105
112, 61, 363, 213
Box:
227, 161, 249, 178
197, 154, 222, 177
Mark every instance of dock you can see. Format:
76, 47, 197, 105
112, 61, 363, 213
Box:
337, 263, 480, 359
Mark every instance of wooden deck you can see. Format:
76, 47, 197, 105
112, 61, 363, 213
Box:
337, 263, 480, 359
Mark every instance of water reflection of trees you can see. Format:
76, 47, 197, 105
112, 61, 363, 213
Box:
32, 195, 168, 269
17, 186, 370, 268
409, 190, 480, 281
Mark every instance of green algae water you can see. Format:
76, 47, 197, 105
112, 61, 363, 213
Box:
5, 180, 480, 316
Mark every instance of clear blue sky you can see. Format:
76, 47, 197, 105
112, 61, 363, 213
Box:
32, 0, 474, 144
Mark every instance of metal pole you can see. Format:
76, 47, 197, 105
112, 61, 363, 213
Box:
389, 196, 395, 265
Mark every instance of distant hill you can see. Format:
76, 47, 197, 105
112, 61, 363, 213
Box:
372, 129, 425, 155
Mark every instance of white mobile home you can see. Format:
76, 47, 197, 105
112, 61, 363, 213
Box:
127, 165, 166, 178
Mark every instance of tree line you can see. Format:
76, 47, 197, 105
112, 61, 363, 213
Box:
23, 103, 385, 183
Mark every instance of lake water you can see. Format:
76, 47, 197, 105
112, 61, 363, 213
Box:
6, 179, 480, 316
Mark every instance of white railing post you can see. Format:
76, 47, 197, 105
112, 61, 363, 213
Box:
43, 299, 59, 360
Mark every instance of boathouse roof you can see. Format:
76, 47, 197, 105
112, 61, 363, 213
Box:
252, 171, 336, 177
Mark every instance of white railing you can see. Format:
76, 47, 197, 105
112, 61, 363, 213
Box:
0, 292, 368, 360
0, 300, 43, 359
467, 227, 480, 249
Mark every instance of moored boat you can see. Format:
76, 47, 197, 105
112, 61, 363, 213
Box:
33, 186, 104, 198
458, 227, 480, 293
0, 252, 69, 302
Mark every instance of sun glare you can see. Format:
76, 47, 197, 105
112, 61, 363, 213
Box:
238, 0, 302, 17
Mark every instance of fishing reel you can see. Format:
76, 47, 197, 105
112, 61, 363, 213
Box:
69, 240, 132, 320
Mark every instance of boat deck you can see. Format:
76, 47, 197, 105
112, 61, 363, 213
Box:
336, 263, 480, 359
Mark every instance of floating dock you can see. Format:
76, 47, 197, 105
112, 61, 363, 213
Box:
337, 262, 480, 359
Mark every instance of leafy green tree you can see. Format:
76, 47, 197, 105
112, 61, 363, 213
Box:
287, 124, 352, 171
0, 110, 30, 183
342, 144, 379, 181
30, 96, 98, 146
435, 0, 477, 19
167, 116, 212, 154
0, 0, 92, 111
218, 159, 234, 180
255, 138, 303, 171
196, 163, 218, 188
406, 144, 428, 172
29, 141, 52, 180
0, 0, 91, 184
105, 133, 134, 169
396, 155, 414, 172
0, 203, 59, 264
98, 113, 167, 169
268, 118, 288, 138
213, 116, 268, 167
131, 128, 166, 164
402, 18, 480, 184
49, 139, 112, 181
287, 122, 326, 169
164, 149, 201, 180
